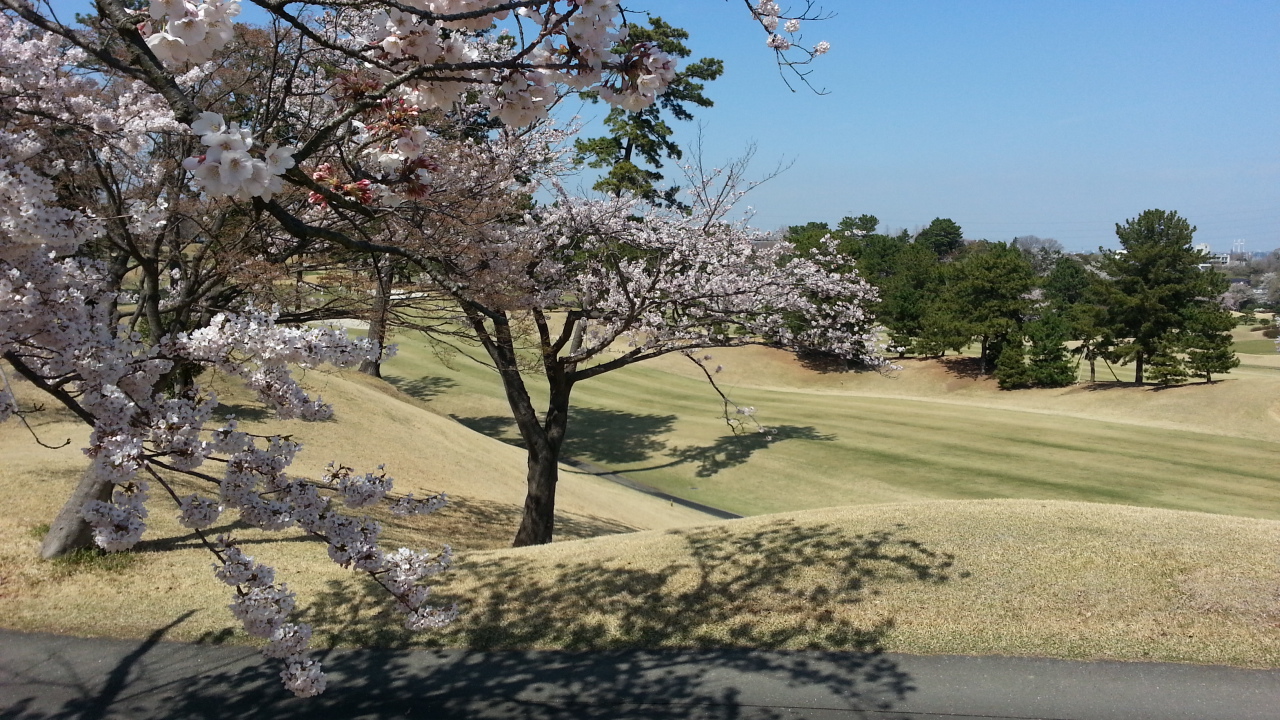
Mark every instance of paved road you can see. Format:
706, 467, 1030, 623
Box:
2, 629, 1277, 719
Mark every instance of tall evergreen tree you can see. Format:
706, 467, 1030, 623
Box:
877, 239, 943, 355
1099, 210, 1216, 384
1043, 255, 1115, 382
1025, 314, 1077, 387
916, 217, 965, 258
1184, 306, 1240, 382
942, 241, 1035, 371
573, 17, 724, 207
995, 338, 1032, 389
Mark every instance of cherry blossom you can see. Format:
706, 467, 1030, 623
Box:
2, 0, 840, 697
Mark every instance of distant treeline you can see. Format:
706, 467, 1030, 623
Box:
786, 209, 1238, 388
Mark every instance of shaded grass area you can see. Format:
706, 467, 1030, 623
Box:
2, 363, 1278, 670
381, 332, 1280, 520
299, 501, 1280, 668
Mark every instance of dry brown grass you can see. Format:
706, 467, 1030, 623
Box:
3, 361, 1278, 668
311, 500, 1280, 668
0, 368, 711, 642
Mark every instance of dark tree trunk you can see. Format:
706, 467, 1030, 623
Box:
1134, 352, 1144, 385
513, 446, 560, 547
1089, 357, 1096, 383
359, 259, 393, 377
512, 380, 572, 547
40, 467, 113, 559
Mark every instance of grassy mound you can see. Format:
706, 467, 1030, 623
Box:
3, 335, 1278, 668
317, 499, 1280, 668
381, 335, 1280, 520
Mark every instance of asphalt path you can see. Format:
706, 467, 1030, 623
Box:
1, 629, 1277, 719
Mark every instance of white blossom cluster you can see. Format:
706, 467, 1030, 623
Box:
182, 112, 296, 200
325, 462, 393, 508
143, 0, 241, 66
215, 541, 327, 697
81, 481, 150, 552
175, 307, 375, 419
503, 192, 886, 367
357, 0, 678, 126
752, 0, 830, 56
0, 31, 453, 688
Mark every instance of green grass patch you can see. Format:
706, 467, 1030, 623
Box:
1234, 337, 1278, 355
382, 332, 1280, 521
48, 548, 139, 577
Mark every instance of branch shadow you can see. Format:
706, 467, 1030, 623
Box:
1, 524, 961, 719
561, 407, 676, 465
667, 426, 835, 478
937, 356, 986, 380
384, 375, 459, 401
451, 407, 677, 467
210, 402, 273, 423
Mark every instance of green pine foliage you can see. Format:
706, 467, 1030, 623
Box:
1026, 316, 1077, 387
941, 241, 1035, 371
572, 17, 723, 208
1098, 209, 1225, 384
915, 217, 965, 258
1145, 343, 1189, 386
1184, 306, 1240, 382
995, 339, 1032, 390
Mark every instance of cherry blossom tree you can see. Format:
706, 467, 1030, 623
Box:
1, 0, 841, 694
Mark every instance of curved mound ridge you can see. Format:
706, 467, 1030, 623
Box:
423, 499, 1280, 668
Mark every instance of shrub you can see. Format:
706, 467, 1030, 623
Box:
1262, 327, 1279, 339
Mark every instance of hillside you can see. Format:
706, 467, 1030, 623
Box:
379, 334, 1280, 520
2, 354, 1278, 668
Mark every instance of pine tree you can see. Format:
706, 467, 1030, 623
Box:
943, 241, 1035, 371
573, 17, 723, 208
1026, 315, 1077, 387
1098, 210, 1218, 384
1184, 307, 1240, 382
1145, 341, 1189, 385
995, 337, 1032, 389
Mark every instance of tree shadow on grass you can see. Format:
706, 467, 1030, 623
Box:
937, 356, 987, 380
302, 520, 961, 653
451, 407, 677, 466
1, 524, 961, 719
562, 407, 676, 464
210, 402, 274, 423
1077, 380, 1206, 392
667, 426, 835, 478
385, 374, 459, 401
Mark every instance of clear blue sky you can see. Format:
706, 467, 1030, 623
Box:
566, 1, 1279, 253
44, 0, 1279, 252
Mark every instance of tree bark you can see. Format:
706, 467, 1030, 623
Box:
512, 380, 572, 547
513, 447, 559, 546
40, 467, 113, 559
1134, 352, 1144, 385
359, 259, 393, 377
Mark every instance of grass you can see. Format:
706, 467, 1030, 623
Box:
1, 329, 1279, 668
1234, 337, 1278, 354
48, 548, 139, 577
380, 332, 1280, 520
